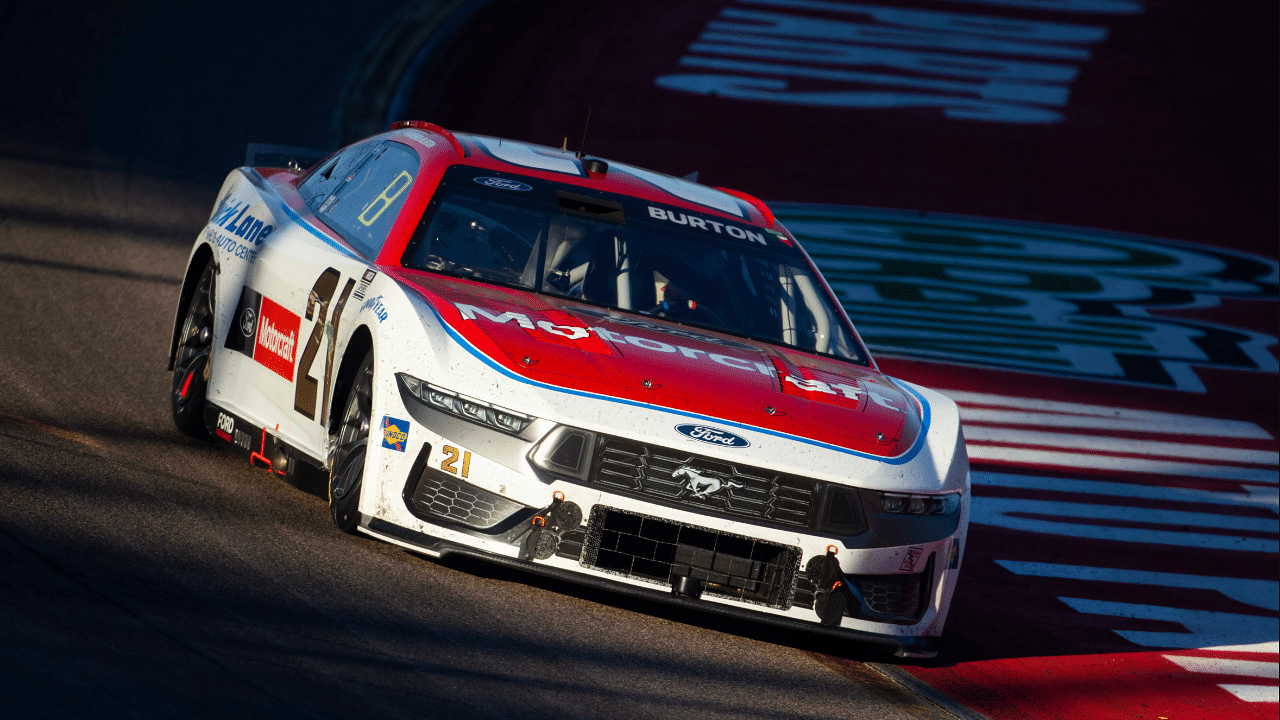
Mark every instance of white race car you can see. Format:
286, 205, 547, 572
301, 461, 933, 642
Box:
169, 121, 969, 658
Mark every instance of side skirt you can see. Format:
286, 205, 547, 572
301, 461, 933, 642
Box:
203, 403, 326, 477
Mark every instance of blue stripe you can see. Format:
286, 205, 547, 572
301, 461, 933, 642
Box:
243, 168, 362, 260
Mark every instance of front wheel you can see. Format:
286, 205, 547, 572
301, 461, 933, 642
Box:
330, 350, 373, 533
172, 260, 215, 439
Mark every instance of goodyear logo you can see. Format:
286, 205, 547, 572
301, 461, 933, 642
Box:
381, 416, 409, 452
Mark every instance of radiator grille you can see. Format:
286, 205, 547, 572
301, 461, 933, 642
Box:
591, 437, 818, 529
581, 506, 800, 609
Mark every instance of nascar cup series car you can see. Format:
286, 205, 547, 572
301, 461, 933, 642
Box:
168, 120, 969, 658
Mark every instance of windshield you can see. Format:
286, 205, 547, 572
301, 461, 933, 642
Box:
403, 167, 864, 363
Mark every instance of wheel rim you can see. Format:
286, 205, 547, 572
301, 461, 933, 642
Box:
332, 361, 373, 501
173, 267, 214, 409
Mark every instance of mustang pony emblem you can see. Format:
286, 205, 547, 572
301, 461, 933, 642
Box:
673, 465, 744, 498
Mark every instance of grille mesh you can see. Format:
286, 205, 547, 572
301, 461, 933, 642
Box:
856, 575, 923, 617
582, 506, 800, 609
408, 467, 525, 529
591, 437, 818, 529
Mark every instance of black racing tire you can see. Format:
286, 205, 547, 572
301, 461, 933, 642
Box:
172, 259, 215, 439
330, 349, 373, 534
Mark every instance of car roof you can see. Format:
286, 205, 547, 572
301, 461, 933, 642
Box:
384, 124, 777, 230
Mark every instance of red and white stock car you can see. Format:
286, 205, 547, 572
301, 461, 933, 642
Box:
168, 121, 969, 658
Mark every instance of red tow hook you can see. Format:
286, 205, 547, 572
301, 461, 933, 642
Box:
249, 427, 272, 471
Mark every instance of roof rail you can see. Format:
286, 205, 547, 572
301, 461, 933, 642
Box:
715, 186, 775, 228
390, 120, 465, 158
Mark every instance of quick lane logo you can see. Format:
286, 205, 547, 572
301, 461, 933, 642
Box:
381, 416, 409, 452
211, 196, 274, 245
224, 286, 301, 380
777, 204, 1279, 392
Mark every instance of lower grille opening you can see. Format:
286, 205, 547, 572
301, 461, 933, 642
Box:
582, 506, 800, 609
855, 574, 924, 617
406, 466, 527, 530
847, 553, 933, 622
794, 555, 932, 623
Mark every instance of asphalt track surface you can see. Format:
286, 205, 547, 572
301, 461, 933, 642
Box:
1, 1, 1276, 719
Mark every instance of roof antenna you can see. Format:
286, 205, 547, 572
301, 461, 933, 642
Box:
561, 137, 568, 151
575, 107, 592, 158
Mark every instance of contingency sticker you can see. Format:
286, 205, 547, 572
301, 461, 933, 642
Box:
900, 545, 924, 572
381, 416, 409, 452
224, 286, 301, 380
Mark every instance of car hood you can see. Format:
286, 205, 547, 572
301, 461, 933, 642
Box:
389, 270, 920, 458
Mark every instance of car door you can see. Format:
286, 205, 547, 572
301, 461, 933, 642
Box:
239, 139, 423, 460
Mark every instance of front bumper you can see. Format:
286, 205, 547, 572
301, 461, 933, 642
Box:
370, 377, 965, 659
358, 513, 942, 659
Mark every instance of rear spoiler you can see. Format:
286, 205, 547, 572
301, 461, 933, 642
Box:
244, 143, 331, 171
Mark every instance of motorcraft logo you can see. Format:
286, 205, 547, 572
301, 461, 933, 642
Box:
455, 302, 776, 377
224, 286, 301, 381
675, 424, 750, 448
474, 176, 532, 192
381, 416, 409, 451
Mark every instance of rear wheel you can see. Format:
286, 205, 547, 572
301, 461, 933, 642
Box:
330, 350, 373, 533
172, 260, 215, 439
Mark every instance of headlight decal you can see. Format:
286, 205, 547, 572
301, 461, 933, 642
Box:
397, 372, 534, 435
879, 491, 962, 516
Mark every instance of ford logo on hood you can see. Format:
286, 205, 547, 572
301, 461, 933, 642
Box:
675, 424, 750, 448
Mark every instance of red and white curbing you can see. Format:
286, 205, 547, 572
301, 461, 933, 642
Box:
936, 390, 1278, 713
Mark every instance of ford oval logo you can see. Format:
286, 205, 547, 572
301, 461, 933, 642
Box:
675, 424, 750, 448
474, 176, 532, 191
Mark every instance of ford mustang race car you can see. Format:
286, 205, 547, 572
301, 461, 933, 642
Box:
168, 121, 969, 658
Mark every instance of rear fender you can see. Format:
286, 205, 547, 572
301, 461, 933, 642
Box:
168, 244, 216, 370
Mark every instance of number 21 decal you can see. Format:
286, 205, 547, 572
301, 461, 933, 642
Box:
440, 445, 472, 478
295, 267, 356, 422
